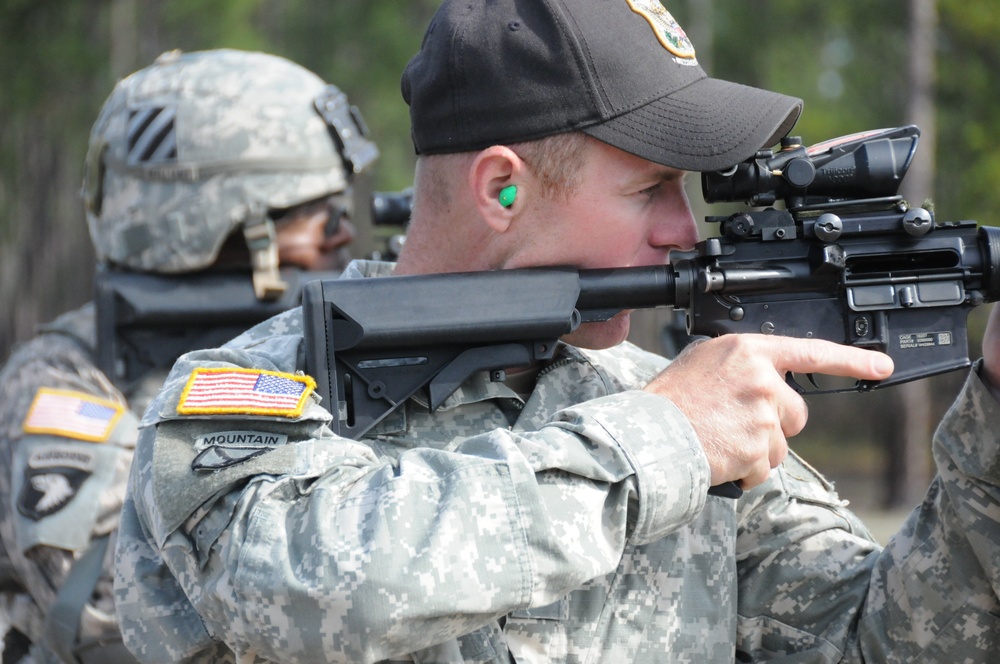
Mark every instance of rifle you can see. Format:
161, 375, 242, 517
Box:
303, 126, 1000, 496
96, 267, 338, 391
91, 186, 424, 391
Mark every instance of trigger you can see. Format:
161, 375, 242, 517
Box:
784, 372, 806, 394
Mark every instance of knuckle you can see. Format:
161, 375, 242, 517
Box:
725, 332, 760, 355
783, 396, 809, 436
742, 462, 772, 490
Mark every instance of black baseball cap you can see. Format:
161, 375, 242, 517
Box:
402, 0, 803, 172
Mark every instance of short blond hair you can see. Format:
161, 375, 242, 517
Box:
510, 131, 588, 200
413, 131, 589, 214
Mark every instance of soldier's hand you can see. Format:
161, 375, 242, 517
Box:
981, 303, 1000, 403
644, 334, 894, 491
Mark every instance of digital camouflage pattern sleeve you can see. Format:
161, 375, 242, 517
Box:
0, 304, 138, 657
735, 362, 1000, 662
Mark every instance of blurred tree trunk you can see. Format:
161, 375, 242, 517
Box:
684, 0, 713, 74
0, 1, 167, 363
0, 6, 106, 361
883, 0, 937, 509
110, 0, 139, 79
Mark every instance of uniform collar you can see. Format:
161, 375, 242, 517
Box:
341, 258, 396, 279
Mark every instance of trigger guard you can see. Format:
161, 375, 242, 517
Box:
785, 371, 880, 395
784, 372, 807, 394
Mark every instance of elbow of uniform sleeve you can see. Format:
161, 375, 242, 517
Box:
585, 390, 709, 545
934, 360, 1000, 486
115, 491, 215, 662
856, 363, 1000, 663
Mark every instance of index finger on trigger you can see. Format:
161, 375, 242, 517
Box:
772, 337, 894, 381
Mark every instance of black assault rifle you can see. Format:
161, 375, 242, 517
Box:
303, 126, 1000, 496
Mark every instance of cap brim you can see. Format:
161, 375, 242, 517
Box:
583, 77, 802, 172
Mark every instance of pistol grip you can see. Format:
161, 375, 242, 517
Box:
708, 481, 744, 499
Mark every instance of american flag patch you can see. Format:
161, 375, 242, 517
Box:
23, 389, 125, 443
177, 368, 316, 418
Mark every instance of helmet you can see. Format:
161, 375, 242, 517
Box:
83, 49, 378, 298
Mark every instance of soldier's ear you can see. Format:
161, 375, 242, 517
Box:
470, 146, 524, 234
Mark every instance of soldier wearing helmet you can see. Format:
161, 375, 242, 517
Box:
0, 48, 377, 663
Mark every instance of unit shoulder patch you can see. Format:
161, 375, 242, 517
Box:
17, 446, 98, 520
177, 367, 315, 418
22, 388, 124, 443
191, 429, 290, 471
626, 0, 697, 60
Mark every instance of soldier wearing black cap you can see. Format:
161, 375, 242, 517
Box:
115, 2, 1000, 662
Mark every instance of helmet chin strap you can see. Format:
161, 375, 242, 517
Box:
240, 204, 288, 301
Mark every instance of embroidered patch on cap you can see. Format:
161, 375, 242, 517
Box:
626, 0, 697, 60
177, 368, 315, 418
22, 388, 124, 443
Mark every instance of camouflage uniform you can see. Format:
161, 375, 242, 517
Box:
115, 260, 1000, 663
0, 305, 156, 663
0, 49, 376, 663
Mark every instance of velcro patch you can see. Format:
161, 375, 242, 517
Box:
191, 430, 290, 472
192, 446, 268, 471
177, 368, 315, 418
23, 388, 124, 443
18, 447, 97, 520
27, 446, 97, 472
194, 430, 289, 451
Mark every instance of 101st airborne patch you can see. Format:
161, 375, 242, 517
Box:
626, 0, 697, 61
18, 446, 97, 520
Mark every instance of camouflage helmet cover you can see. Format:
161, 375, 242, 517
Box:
84, 49, 374, 273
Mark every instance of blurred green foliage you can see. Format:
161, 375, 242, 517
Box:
2, 1, 998, 245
